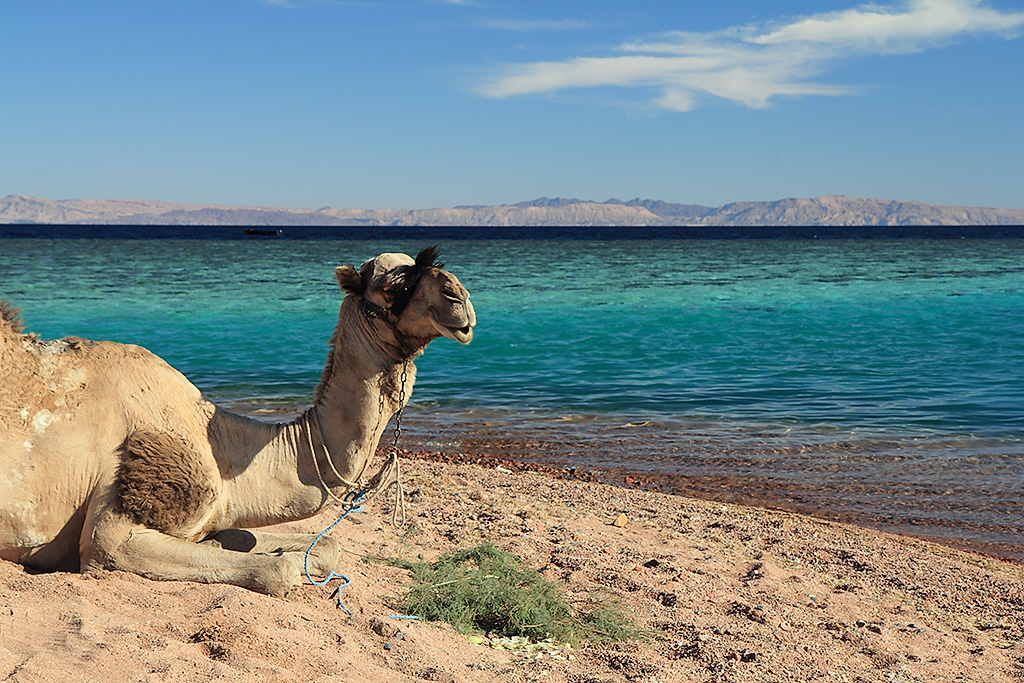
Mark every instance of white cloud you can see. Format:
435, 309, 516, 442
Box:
752, 0, 1024, 50
478, 0, 1024, 111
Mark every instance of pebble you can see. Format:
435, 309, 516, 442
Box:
613, 513, 628, 528
370, 617, 399, 639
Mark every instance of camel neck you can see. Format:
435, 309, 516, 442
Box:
304, 298, 418, 494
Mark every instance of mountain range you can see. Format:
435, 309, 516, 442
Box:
2, 194, 1023, 227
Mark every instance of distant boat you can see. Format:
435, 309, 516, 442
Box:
244, 228, 282, 236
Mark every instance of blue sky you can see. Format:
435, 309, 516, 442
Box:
3, 0, 1023, 209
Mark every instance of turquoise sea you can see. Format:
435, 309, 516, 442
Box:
2, 230, 1022, 560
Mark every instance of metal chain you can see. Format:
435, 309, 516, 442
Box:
389, 363, 407, 453
304, 360, 411, 609
382, 361, 409, 526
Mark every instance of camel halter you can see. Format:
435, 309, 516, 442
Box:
359, 261, 424, 325
303, 361, 409, 527
359, 296, 420, 359
358, 261, 437, 356
360, 298, 392, 324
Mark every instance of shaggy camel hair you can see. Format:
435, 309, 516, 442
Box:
0, 248, 475, 597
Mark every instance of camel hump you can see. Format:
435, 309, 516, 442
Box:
1, 300, 25, 336
116, 431, 219, 534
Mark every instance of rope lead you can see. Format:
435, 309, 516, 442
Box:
305, 361, 411, 610
304, 491, 366, 614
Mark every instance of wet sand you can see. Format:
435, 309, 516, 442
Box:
232, 401, 1024, 564
395, 418, 1024, 565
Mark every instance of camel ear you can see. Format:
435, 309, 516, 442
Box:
335, 265, 364, 295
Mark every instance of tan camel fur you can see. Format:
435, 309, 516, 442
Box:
0, 248, 475, 597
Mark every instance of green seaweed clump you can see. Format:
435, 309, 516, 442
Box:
384, 542, 637, 643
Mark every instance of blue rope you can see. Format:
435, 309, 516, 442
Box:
305, 490, 366, 614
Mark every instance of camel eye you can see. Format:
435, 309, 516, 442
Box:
387, 274, 420, 316
383, 278, 410, 297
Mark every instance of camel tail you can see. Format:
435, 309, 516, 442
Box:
1, 300, 26, 336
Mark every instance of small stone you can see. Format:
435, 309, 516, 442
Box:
370, 617, 399, 638
613, 513, 628, 528
657, 591, 678, 607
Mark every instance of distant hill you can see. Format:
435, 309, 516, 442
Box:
2, 194, 1023, 227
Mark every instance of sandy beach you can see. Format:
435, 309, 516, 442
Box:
2, 451, 1022, 683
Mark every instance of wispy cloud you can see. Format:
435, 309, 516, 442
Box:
478, 0, 1024, 111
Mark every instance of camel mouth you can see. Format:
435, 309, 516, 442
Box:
451, 325, 474, 344
429, 296, 475, 344
429, 307, 474, 344
436, 322, 474, 344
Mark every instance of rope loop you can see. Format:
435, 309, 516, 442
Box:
305, 490, 367, 613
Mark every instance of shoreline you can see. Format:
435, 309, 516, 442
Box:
3, 455, 1023, 682
229, 400, 1024, 566
400, 447, 1024, 567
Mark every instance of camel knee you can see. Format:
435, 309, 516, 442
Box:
303, 535, 342, 579
308, 534, 342, 562
80, 515, 135, 573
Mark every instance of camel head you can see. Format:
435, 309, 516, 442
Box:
335, 247, 476, 353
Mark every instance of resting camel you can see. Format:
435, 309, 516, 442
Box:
0, 247, 475, 597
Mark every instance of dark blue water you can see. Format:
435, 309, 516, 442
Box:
2, 229, 1022, 559
3, 224, 1024, 240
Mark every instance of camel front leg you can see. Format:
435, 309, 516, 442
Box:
202, 529, 344, 581
83, 515, 307, 598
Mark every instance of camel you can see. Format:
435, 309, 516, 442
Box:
0, 247, 475, 597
